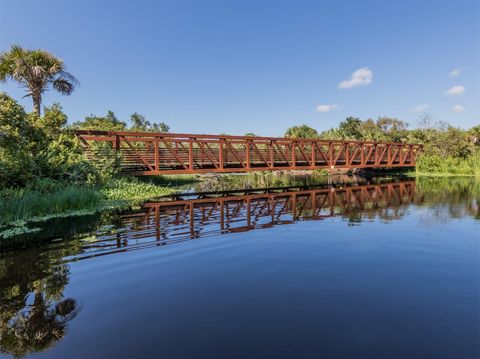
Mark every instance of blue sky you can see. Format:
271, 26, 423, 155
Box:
1, 0, 478, 135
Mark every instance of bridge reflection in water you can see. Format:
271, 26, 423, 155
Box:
75, 180, 415, 260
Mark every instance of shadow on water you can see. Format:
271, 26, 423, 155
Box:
0, 175, 478, 357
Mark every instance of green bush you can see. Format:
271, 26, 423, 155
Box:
416, 152, 480, 176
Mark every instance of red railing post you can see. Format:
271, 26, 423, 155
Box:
291, 141, 296, 168
246, 139, 251, 169
311, 141, 316, 167
189, 139, 194, 171
154, 140, 159, 172
345, 143, 350, 167
219, 139, 224, 170
328, 142, 333, 167
360, 143, 365, 166
269, 140, 274, 169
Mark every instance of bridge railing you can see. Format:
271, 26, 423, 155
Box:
75, 130, 423, 175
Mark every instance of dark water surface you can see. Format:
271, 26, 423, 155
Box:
1, 176, 479, 358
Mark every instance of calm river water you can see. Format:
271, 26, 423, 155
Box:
0, 175, 479, 358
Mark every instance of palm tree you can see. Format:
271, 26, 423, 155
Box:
0, 45, 78, 115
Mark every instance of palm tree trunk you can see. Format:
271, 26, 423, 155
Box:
32, 93, 41, 116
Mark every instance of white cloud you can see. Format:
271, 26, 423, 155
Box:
452, 105, 464, 113
338, 67, 373, 89
411, 104, 429, 112
449, 68, 461, 78
445, 85, 465, 95
316, 104, 339, 113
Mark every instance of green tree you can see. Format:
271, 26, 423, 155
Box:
129, 112, 169, 132
468, 125, 480, 145
339, 117, 362, 140
376, 117, 408, 142
73, 111, 127, 131
319, 127, 344, 140
284, 125, 318, 139
0, 92, 35, 185
0, 45, 78, 116
439, 127, 474, 159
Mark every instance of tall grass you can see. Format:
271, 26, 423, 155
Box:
0, 185, 102, 225
0, 177, 180, 227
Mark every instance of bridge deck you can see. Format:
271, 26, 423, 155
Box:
75, 130, 422, 175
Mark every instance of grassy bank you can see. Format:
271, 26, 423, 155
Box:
0, 175, 198, 238
415, 153, 480, 177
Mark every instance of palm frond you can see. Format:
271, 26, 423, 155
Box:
52, 77, 75, 95
57, 71, 79, 86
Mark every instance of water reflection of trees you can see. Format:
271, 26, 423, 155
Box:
343, 206, 409, 225
0, 245, 80, 358
414, 177, 479, 224
192, 173, 367, 192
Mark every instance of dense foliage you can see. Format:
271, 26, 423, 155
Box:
0, 93, 93, 186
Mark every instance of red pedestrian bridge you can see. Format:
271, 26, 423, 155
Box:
75, 130, 422, 175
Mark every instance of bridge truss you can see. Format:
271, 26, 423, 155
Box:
75, 130, 422, 175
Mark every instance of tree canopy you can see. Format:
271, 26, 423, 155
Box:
73, 111, 170, 133
284, 125, 319, 139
